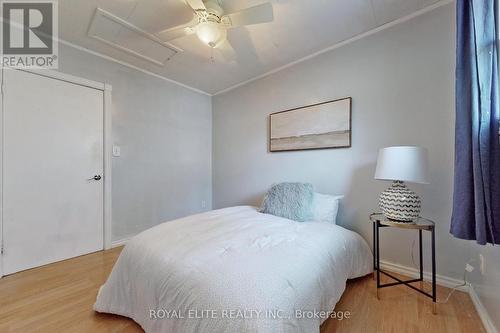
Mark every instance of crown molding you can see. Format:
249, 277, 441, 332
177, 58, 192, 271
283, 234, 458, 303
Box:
213, 0, 454, 96
57, 39, 212, 96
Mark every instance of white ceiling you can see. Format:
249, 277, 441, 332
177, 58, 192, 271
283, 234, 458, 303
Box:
60, 0, 442, 94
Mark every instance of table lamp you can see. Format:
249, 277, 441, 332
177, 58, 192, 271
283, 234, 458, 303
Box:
374, 146, 429, 221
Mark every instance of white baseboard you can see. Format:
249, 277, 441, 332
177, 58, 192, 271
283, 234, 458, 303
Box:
469, 284, 498, 333
111, 237, 131, 248
380, 260, 467, 291
381, 260, 497, 333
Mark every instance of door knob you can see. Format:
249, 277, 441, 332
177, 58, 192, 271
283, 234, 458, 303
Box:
88, 175, 102, 181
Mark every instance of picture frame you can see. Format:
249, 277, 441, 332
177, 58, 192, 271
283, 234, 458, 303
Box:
269, 97, 352, 152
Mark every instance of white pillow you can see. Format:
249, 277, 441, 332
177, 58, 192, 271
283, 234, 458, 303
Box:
310, 193, 343, 224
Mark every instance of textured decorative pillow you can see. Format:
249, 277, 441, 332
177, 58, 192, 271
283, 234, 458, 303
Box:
310, 193, 344, 224
260, 182, 314, 222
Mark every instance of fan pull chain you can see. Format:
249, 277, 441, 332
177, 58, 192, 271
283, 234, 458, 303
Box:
210, 47, 215, 64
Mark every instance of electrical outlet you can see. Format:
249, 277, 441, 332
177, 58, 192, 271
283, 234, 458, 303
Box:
479, 254, 485, 275
201, 200, 207, 209
465, 263, 475, 273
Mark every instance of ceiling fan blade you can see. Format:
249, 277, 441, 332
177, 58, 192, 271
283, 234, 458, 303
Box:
185, 0, 206, 11
158, 26, 195, 41
223, 2, 273, 28
157, 16, 198, 41
217, 40, 237, 62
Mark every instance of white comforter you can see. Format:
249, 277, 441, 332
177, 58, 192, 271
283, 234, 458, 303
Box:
94, 206, 372, 333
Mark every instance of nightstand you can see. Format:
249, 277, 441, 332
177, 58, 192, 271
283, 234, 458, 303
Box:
370, 213, 437, 314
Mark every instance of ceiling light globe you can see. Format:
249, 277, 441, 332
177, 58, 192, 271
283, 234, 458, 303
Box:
196, 21, 225, 48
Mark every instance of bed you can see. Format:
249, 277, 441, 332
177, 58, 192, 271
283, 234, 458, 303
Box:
94, 206, 372, 332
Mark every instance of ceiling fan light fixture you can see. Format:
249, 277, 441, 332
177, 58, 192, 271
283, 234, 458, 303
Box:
196, 21, 225, 48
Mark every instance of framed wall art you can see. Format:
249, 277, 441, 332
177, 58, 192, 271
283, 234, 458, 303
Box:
269, 97, 352, 152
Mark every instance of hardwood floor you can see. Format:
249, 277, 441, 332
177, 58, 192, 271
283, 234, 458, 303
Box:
0, 247, 485, 333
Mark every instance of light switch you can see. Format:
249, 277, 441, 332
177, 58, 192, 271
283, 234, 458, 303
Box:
112, 145, 121, 157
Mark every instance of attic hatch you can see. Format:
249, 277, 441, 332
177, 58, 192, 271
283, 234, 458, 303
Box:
88, 8, 183, 66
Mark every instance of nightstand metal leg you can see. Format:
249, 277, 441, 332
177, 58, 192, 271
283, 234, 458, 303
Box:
373, 221, 376, 281
431, 226, 437, 315
419, 230, 423, 289
376, 221, 381, 299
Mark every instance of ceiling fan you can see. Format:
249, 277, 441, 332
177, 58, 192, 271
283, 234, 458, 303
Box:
158, 0, 274, 60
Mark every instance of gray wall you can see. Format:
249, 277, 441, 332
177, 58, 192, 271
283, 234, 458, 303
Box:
213, 4, 472, 280
58, 43, 212, 242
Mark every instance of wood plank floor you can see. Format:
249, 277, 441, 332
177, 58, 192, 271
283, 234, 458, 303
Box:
0, 247, 485, 333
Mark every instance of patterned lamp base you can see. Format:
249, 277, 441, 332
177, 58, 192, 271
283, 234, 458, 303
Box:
379, 180, 421, 221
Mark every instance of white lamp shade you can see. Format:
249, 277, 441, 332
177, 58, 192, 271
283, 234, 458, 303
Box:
374, 146, 430, 184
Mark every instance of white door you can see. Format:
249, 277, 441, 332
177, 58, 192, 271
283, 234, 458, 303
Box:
2, 69, 104, 275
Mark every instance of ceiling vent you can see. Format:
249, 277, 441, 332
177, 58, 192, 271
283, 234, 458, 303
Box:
88, 8, 183, 66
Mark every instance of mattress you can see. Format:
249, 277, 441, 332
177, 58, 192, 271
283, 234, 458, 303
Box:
94, 206, 372, 332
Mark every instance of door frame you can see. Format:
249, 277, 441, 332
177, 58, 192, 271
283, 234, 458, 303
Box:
0, 68, 113, 278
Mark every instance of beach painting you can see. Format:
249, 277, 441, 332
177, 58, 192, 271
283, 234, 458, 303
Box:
269, 97, 351, 152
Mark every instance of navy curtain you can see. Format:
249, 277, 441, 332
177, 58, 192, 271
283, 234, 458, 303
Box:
451, 0, 500, 245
